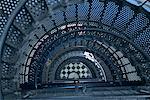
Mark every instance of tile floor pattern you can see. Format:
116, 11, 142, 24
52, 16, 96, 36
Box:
60, 62, 92, 79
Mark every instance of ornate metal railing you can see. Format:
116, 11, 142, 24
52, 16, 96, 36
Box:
0, 0, 150, 99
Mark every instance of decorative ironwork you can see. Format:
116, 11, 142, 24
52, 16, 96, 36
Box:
0, 0, 150, 99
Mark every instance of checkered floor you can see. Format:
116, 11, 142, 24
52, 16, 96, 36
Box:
60, 62, 92, 79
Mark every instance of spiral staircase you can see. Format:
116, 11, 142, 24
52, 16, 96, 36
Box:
0, 0, 150, 99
